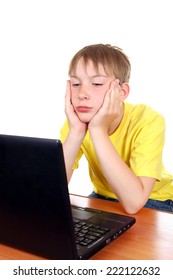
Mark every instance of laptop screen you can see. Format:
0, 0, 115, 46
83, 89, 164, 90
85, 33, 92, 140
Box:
0, 134, 78, 259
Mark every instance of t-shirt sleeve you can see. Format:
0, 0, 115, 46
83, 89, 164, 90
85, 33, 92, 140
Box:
130, 114, 165, 181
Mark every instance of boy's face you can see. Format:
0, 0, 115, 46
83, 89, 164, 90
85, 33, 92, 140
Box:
70, 58, 115, 123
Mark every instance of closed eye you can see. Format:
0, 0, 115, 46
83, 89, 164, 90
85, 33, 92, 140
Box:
72, 83, 80, 87
92, 83, 103, 86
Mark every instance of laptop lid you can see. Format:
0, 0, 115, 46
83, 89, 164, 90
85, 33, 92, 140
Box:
0, 134, 136, 260
0, 134, 78, 259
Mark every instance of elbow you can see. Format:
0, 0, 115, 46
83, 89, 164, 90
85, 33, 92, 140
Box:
124, 207, 140, 215
122, 201, 144, 215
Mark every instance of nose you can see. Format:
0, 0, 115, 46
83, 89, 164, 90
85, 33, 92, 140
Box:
78, 86, 90, 100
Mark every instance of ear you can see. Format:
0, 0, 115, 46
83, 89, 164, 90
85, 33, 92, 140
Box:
120, 82, 130, 101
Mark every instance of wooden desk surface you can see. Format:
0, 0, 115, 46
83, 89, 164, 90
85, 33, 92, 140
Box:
0, 194, 173, 260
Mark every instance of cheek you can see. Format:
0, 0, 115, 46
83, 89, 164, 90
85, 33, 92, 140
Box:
70, 90, 77, 104
93, 91, 106, 108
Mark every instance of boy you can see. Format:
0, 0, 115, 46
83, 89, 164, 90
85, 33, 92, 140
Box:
60, 43, 173, 214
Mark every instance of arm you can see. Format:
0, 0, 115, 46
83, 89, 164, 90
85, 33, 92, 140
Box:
90, 129, 155, 214
88, 80, 156, 214
63, 81, 87, 182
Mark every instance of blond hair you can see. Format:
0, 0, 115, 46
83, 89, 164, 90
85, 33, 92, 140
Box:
68, 44, 131, 84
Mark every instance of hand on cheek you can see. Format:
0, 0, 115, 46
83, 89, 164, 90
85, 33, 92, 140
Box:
88, 79, 123, 132
65, 80, 87, 135
110, 79, 122, 101
102, 79, 122, 113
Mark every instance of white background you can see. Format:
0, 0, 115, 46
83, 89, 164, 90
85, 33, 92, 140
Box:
0, 0, 173, 196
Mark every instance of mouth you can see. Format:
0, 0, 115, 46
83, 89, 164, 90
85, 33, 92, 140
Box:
76, 106, 92, 113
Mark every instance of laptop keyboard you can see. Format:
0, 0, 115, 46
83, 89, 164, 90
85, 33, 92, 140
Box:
73, 219, 110, 246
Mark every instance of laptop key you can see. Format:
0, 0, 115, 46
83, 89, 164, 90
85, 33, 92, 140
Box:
74, 220, 111, 247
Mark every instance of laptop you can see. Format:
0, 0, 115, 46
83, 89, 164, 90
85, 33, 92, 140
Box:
0, 134, 136, 260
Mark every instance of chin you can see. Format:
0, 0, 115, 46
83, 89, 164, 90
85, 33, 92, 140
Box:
78, 117, 90, 124
77, 114, 92, 124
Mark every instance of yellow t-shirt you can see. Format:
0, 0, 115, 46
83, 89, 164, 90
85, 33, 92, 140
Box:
60, 102, 173, 201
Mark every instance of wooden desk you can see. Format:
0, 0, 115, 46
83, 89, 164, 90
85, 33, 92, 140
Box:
0, 194, 173, 260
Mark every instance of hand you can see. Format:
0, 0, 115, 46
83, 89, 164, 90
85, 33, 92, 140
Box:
65, 80, 87, 136
88, 79, 123, 134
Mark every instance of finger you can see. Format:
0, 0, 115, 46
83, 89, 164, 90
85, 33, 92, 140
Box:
101, 80, 121, 111
102, 81, 117, 110
65, 80, 71, 98
110, 80, 122, 102
102, 88, 111, 110
111, 79, 121, 95
65, 80, 72, 105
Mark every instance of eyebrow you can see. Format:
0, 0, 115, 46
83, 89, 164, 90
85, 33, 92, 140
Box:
70, 74, 107, 79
